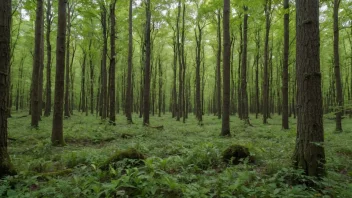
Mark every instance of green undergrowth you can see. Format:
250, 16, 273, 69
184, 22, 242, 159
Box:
1, 111, 351, 197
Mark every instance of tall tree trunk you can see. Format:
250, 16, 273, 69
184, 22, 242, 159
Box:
176, 0, 182, 121
100, 4, 108, 119
221, 0, 231, 136
64, 3, 71, 118
241, 6, 250, 125
80, 50, 87, 113
333, 0, 343, 132
89, 36, 94, 114
293, 0, 325, 177
126, 0, 133, 123
282, 0, 289, 129
44, 0, 52, 117
31, 0, 44, 128
143, 0, 151, 125
255, 29, 260, 119
52, 0, 67, 146
0, 0, 16, 177
109, 0, 117, 124
263, 0, 271, 124
195, 22, 203, 124
158, 57, 163, 117
216, 10, 222, 119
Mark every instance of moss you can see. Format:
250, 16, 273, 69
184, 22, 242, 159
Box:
38, 169, 73, 179
100, 148, 146, 170
222, 145, 254, 165
0, 157, 17, 178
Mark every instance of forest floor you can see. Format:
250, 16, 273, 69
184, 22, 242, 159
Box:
1, 111, 352, 197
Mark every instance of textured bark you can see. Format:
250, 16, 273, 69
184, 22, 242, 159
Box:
293, 0, 325, 177
176, 0, 182, 121
282, 0, 289, 129
143, 0, 151, 125
0, 0, 16, 177
216, 10, 222, 119
221, 0, 231, 136
254, 29, 260, 119
109, 0, 117, 124
263, 0, 271, 124
100, 4, 108, 119
52, 0, 67, 146
44, 0, 52, 117
64, 3, 71, 118
125, 0, 133, 123
195, 22, 203, 123
240, 6, 250, 125
333, 0, 343, 132
31, 0, 44, 127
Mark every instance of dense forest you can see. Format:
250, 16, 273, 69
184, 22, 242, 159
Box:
1, 0, 352, 197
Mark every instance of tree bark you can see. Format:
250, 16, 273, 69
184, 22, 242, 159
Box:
263, 0, 271, 124
64, 2, 71, 118
221, 0, 231, 136
143, 0, 151, 125
216, 10, 222, 119
293, 0, 325, 177
109, 0, 117, 124
126, 0, 133, 123
333, 0, 343, 132
100, 4, 108, 119
282, 0, 289, 129
52, 0, 67, 146
44, 0, 52, 117
31, 0, 44, 128
241, 6, 250, 125
0, 0, 16, 177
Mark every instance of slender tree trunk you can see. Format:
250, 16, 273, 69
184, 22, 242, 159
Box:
109, 0, 117, 124
293, 0, 325, 177
216, 10, 222, 119
80, 51, 87, 113
263, 0, 271, 124
31, 0, 44, 128
221, 0, 231, 136
241, 6, 250, 125
195, 23, 203, 124
89, 36, 94, 114
282, 0, 289, 129
126, 0, 133, 123
143, 0, 151, 125
44, 0, 52, 117
0, 0, 16, 177
255, 29, 260, 119
100, 4, 108, 119
64, 3, 71, 118
52, 0, 67, 146
333, 0, 343, 132
158, 57, 163, 117
176, 0, 182, 121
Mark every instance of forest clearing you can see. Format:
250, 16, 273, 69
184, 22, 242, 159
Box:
1, 0, 352, 197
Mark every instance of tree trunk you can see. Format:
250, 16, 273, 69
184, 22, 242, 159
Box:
282, 0, 289, 129
216, 10, 222, 119
241, 6, 250, 125
44, 0, 52, 117
221, 0, 231, 136
143, 0, 151, 125
100, 4, 108, 119
31, 0, 44, 128
52, 0, 67, 146
195, 23, 203, 124
263, 0, 271, 124
64, 3, 71, 118
0, 0, 16, 177
80, 50, 87, 113
126, 0, 133, 123
293, 0, 325, 177
109, 0, 117, 124
333, 0, 343, 132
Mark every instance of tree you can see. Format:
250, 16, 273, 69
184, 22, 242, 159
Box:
109, 0, 117, 124
143, 0, 151, 126
221, 0, 230, 136
293, 0, 325, 177
52, 0, 67, 146
44, 0, 53, 117
333, 0, 343, 132
240, 5, 250, 125
100, 3, 108, 119
282, 0, 289, 129
31, 0, 44, 127
263, 0, 271, 124
125, 0, 133, 124
0, 0, 16, 178
216, 9, 222, 119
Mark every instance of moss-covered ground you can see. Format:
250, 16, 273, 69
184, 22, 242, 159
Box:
1, 111, 351, 197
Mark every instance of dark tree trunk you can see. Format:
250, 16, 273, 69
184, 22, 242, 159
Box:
64, 3, 71, 118
240, 6, 250, 125
31, 0, 44, 128
216, 10, 222, 119
158, 57, 163, 117
0, 0, 16, 177
100, 4, 108, 119
44, 0, 52, 117
282, 0, 289, 129
293, 0, 325, 177
255, 29, 260, 119
263, 0, 271, 124
176, 0, 182, 121
126, 0, 133, 123
52, 0, 67, 146
80, 50, 87, 113
333, 0, 343, 132
221, 0, 231, 136
89, 36, 94, 114
109, 0, 117, 124
195, 22, 203, 124
143, 0, 151, 125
